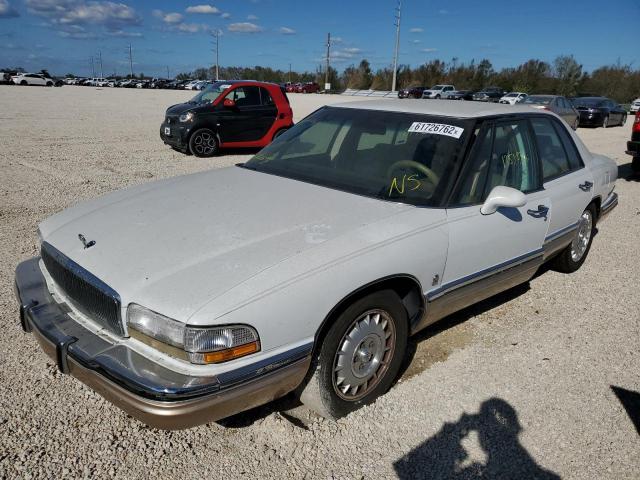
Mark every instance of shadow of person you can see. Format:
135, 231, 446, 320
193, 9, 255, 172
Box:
394, 398, 560, 480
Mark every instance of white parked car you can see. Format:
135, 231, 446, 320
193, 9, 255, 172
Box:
630, 98, 640, 114
15, 101, 618, 429
11, 73, 55, 86
184, 80, 201, 90
422, 84, 456, 99
500, 92, 528, 105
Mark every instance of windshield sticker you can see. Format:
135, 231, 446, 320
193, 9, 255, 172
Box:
408, 122, 464, 139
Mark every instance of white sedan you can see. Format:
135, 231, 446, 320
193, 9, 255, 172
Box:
15, 101, 618, 428
11, 73, 55, 86
500, 92, 528, 104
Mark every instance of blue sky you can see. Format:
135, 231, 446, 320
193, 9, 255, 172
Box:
0, 0, 638, 77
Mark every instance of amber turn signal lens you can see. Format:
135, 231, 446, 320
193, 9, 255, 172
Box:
201, 341, 260, 364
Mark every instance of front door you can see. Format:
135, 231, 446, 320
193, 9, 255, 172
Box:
217, 86, 273, 143
427, 119, 550, 321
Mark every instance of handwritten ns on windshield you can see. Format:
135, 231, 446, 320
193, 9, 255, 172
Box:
389, 174, 421, 196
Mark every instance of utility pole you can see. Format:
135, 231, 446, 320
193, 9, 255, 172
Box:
98, 50, 103, 78
89, 56, 95, 77
391, 0, 401, 92
324, 32, 331, 91
166, 66, 170, 80
128, 44, 133, 78
211, 30, 220, 81
288, 63, 291, 83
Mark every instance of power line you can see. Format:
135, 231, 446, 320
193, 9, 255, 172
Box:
391, 0, 402, 92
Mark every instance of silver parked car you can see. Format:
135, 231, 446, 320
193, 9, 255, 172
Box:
523, 95, 580, 129
15, 100, 618, 428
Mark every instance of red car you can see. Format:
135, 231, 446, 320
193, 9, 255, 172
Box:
285, 82, 299, 93
626, 111, 640, 173
296, 82, 320, 93
160, 81, 294, 157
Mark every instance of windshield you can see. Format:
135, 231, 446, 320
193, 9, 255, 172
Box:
523, 95, 553, 105
571, 98, 605, 108
190, 82, 233, 103
431, 85, 445, 90
243, 107, 473, 207
505, 93, 517, 97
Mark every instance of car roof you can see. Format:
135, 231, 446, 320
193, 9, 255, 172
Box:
329, 99, 554, 119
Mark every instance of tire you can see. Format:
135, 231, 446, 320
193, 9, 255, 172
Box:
272, 128, 288, 141
552, 204, 596, 273
632, 157, 640, 174
188, 129, 218, 157
620, 115, 627, 127
46, 82, 53, 87
602, 115, 609, 128
435, 94, 441, 99
300, 289, 408, 419
20, 80, 27, 86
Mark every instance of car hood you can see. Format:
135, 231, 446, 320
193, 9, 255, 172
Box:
39, 167, 415, 323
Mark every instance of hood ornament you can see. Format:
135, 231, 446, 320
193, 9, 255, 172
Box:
78, 234, 96, 249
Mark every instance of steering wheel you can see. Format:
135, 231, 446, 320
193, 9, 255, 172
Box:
386, 160, 440, 187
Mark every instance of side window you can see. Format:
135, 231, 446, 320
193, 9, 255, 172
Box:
452, 120, 539, 205
226, 86, 261, 107
260, 87, 274, 106
552, 120, 583, 170
530, 117, 573, 181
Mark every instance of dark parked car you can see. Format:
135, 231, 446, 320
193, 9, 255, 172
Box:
160, 81, 294, 157
398, 86, 427, 99
570, 97, 627, 128
522, 95, 579, 130
625, 111, 640, 173
472, 87, 505, 102
446, 90, 475, 100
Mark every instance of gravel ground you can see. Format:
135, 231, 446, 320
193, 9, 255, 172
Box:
0, 86, 638, 479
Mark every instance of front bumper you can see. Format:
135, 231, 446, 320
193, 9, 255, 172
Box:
159, 121, 192, 151
15, 257, 312, 429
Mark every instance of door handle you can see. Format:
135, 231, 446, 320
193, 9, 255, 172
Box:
578, 181, 593, 192
526, 205, 549, 220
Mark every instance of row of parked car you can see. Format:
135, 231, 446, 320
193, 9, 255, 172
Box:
399, 84, 634, 130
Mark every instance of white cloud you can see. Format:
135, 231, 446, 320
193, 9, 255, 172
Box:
411, 39, 421, 44
0, 0, 19, 18
153, 10, 183, 24
228, 22, 262, 33
247, 14, 258, 20
438, 9, 448, 14
278, 26, 295, 35
331, 47, 364, 62
332, 36, 343, 44
221, 12, 230, 18
26, 0, 140, 38
176, 22, 207, 33
421, 48, 437, 53
409, 27, 423, 33
107, 29, 142, 37
342, 47, 361, 54
186, 4, 220, 14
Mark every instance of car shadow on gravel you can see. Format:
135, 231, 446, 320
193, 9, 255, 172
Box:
618, 162, 640, 182
393, 397, 561, 479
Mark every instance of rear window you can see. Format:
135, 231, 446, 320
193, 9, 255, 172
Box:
523, 96, 553, 105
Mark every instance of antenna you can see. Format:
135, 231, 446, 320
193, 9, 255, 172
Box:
392, 0, 401, 92
211, 30, 220, 81
128, 44, 133, 78
324, 32, 331, 91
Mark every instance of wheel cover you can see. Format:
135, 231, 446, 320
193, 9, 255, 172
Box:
332, 309, 396, 401
192, 131, 216, 155
570, 210, 593, 262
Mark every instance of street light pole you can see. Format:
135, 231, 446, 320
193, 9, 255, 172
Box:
212, 30, 220, 81
128, 44, 134, 78
324, 32, 331, 91
391, 0, 401, 92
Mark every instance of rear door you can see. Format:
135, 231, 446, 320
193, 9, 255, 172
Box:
528, 116, 593, 256
436, 119, 551, 316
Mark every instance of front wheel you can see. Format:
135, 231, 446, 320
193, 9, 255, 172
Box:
188, 129, 219, 157
20, 80, 27, 86
552, 204, 596, 273
46, 82, 53, 87
435, 94, 441, 99
300, 290, 408, 419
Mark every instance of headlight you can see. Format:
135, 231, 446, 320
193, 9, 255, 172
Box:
127, 304, 260, 364
179, 111, 194, 122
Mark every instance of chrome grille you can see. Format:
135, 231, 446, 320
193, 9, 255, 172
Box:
41, 242, 124, 336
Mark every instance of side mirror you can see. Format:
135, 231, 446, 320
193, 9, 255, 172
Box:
480, 186, 526, 215
223, 98, 236, 108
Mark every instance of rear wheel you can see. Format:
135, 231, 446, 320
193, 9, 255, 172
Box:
20, 80, 27, 86
300, 290, 408, 419
188, 129, 218, 157
46, 81, 53, 87
552, 204, 596, 273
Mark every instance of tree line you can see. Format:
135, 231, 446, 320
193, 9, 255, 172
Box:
177, 55, 639, 103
